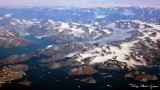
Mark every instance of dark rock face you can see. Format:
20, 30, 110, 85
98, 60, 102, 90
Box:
150, 32, 157, 37
157, 40, 160, 49
39, 54, 66, 63
115, 21, 141, 29
27, 20, 111, 43
81, 77, 96, 84
0, 64, 28, 86
0, 28, 34, 48
68, 66, 97, 75
93, 60, 127, 70
145, 37, 153, 43
114, 20, 154, 30
128, 30, 144, 37
143, 54, 152, 64
133, 40, 160, 64
61, 60, 82, 67
44, 35, 87, 43
41, 60, 83, 70
46, 62, 62, 69
124, 71, 139, 78
37, 43, 93, 70
39, 43, 93, 63
0, 53, 34, 65
81, 57, 95, 65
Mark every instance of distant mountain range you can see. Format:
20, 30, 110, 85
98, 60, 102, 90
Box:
0, 6, 160, 47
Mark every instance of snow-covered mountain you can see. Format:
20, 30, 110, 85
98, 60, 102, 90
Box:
0, 28, 34, 48
0, 6, 160, 46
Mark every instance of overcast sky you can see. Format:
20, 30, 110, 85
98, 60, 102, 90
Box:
0, 0, 159, 8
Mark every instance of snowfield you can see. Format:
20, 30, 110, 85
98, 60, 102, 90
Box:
67, 20, 160, 68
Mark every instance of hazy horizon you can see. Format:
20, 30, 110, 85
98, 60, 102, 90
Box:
0, 0, 160, 8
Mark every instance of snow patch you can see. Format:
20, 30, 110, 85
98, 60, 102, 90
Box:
36, 35, 49, 39
66, 51, 81, 57
4, 14, 12, 18
73, 41, 146, 68
96, 15, 105, 19
103, 29, 112, 34
123, 9, 134, 16
46, 45, 53, 49
60, 23, 69, 29
48, 20, 55, 24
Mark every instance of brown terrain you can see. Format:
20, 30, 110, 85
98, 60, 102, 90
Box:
68, 66, 97, 75
0, 64, 28, 87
